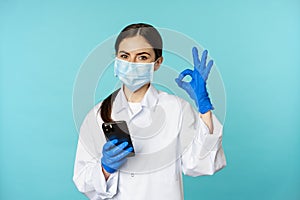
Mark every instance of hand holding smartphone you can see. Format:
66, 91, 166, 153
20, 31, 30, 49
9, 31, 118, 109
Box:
102, 120, 135, 156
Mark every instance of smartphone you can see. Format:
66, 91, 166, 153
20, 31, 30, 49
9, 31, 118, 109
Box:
102, 120, 135, 156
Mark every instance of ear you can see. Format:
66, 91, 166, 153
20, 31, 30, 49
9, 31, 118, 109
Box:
154, 56, 163, 71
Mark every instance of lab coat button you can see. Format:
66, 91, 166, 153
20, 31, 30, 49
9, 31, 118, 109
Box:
131, 173, 134, 177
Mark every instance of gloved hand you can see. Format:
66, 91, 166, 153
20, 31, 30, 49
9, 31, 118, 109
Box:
175, 47, 214, 114
101, 139, 133, 173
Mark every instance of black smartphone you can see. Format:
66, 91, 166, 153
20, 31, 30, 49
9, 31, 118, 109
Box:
102, 120, 135, 156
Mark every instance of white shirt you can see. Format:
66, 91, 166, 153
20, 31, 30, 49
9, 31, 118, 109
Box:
73, 84, 226, 200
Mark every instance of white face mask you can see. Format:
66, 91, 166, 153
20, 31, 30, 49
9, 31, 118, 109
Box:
114, 57, 156, 92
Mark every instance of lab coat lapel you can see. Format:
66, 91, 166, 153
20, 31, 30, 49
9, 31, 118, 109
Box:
112, 86, 130, 123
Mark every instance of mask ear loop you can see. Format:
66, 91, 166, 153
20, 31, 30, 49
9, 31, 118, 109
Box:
153, 57, 160, 64
153, 57, 161, 71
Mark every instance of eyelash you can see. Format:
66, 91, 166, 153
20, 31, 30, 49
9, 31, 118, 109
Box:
120, 55, 149, 60
138, 56, 148, 60
120, 54, 128, 59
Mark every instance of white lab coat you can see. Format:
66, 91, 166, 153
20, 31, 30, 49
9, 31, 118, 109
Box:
73, 84, 226, 200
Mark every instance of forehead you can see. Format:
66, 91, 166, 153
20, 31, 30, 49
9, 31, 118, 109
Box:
118, 36, 154, 53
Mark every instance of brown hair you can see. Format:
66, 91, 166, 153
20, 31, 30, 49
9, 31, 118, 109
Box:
99, 23, 163, 122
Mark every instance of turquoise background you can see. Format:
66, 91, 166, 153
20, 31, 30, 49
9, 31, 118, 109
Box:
1, 0, 299, 199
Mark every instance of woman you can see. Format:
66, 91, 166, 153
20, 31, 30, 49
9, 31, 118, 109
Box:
73, 23, 226, 200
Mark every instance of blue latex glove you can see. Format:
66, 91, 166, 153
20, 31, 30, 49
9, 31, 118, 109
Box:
175, 47, 214, 114
101, 139, 133, 173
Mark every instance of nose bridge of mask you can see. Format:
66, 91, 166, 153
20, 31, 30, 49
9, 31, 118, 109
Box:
130, 62, 154, 75
115, 57, 154, 75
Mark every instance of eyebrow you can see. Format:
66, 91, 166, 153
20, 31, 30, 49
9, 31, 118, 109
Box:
119, 50, 151, 56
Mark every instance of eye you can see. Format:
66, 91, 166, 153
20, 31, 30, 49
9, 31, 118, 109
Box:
120, 54, 128, 59
138, 55, 149, 61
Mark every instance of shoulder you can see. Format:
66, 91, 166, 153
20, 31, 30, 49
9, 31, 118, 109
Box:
156, 88, 200, 123
80, 101, 103, 129
157, 89, 193, 109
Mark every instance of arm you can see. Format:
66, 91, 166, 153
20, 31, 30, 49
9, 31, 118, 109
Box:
72, 112, 119, 199
176, 47, 226, 175
180, 102, 226, 176
199, 110, 213, 134
102, 167, 111, 180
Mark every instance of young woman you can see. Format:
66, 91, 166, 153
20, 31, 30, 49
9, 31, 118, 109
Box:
73, 23, 226, 200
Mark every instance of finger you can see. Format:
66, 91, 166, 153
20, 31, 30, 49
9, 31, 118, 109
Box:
205, 59, 214, 76
112, 148, 133, 161
200, 50, 208, 68
127, 147, 134, 152
111, 157, 127, 169
202, 59, 213, 81
192, 47, 200, 67
175, 77, 192, 91
103, 139, 118, 151
177, 69, 193, 81
175, 69, 193, 90
179, 81, 192, 92
105, 147, 132, 165
107, 141, 128, 156
175, 78, 184, 88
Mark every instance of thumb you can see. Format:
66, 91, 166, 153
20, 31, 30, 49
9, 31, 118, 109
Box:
175, 77, 181, 86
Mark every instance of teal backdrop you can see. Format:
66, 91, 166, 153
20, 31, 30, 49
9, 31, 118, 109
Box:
1, 0, 299, 199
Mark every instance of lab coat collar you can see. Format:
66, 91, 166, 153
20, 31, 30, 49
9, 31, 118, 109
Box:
114, 84, 159, 114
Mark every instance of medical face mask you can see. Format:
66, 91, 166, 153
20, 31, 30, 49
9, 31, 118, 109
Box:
114, 57, 156, 92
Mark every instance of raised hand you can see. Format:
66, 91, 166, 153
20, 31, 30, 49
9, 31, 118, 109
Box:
175, 47, 214, 114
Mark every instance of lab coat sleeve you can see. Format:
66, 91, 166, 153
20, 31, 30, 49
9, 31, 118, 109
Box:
73, 110, 119, 199
180, 102, 227, 176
